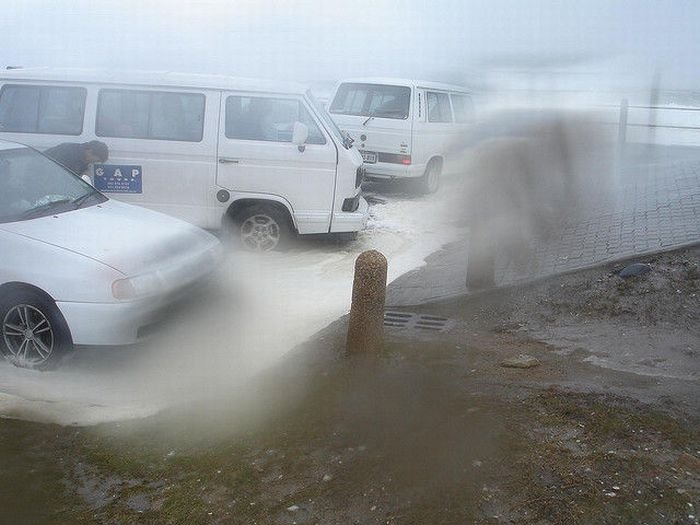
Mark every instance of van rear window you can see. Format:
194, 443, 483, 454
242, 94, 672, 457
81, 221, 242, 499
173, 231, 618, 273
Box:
427, 92, 452, 123
96, 89, 205, 142
0, 84, 86, 135
450, 94, 474, 123
330, 83, 410, 120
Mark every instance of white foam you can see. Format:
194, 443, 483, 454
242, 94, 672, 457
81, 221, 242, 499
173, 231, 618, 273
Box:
0, 180, 466, 426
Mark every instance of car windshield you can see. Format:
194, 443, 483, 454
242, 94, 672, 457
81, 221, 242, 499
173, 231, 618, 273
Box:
0, 146, 105, 224
329, 83, 411, 120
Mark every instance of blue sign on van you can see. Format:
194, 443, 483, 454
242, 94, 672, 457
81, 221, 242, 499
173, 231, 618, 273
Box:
93, 164, 142, 193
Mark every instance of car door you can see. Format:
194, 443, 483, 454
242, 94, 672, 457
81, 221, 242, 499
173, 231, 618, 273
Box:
216, 93, 338, 234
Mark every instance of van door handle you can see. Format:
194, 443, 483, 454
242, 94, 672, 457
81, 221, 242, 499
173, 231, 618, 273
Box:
218, 157, 239, 164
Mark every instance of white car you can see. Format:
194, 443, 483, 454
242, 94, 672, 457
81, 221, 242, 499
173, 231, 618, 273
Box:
0, 140, 223, 369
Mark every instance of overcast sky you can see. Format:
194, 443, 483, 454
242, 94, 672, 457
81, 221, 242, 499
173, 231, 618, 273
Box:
2, 0, 699, 90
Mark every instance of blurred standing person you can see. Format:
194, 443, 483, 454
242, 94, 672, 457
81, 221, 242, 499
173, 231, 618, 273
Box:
464, 137, 531, 290
462, 111, 613, 291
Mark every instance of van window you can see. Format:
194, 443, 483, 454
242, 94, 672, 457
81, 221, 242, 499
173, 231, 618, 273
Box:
0, 84, 86, 135
450, 94, 474, 123
329, 83, 410, 120
427, 92, 452, 123
225, 96, 326, 145
96, 89, 205, 142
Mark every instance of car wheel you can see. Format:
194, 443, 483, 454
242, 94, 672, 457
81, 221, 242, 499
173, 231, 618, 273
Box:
419, 159, 442, 194
234, 204, 292, 252
0, 288, 72, 370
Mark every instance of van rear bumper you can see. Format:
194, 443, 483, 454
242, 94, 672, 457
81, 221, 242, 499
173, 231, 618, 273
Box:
364, 162, 426, 180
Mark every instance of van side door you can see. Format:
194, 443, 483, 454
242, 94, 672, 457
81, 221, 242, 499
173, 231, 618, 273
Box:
93, 87, 219, 228
216, 93, 338, 235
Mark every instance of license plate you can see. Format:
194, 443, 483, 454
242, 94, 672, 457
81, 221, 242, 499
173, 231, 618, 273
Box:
361, 151, 377, 163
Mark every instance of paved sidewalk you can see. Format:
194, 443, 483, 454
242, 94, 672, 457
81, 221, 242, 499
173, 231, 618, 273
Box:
387, 145, 700, 306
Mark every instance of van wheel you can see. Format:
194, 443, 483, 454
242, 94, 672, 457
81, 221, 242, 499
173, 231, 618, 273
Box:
419, 159, 442, 194
233, 205, 292, 252
0, 288, 72, 370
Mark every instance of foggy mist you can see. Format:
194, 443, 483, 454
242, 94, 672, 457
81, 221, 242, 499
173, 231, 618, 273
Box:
0, 2, 699, 522
3, 0, 700, 91
0, 0, 697, 444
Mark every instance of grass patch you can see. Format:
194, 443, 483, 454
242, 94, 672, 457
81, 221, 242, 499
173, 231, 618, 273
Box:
494, 389, 700, 525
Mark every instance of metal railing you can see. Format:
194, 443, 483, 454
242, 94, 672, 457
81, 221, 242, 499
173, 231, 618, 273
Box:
611, 100, 700, 145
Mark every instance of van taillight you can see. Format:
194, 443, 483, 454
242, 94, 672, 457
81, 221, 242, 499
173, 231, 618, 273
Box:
377, 153, 412, 165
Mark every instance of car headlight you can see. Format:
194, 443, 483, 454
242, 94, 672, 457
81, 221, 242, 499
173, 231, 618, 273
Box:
111, 243, 222, 300
112, 273, 163, 300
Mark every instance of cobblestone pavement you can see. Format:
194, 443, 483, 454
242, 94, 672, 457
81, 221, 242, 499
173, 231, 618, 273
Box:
387, 145, 700, 306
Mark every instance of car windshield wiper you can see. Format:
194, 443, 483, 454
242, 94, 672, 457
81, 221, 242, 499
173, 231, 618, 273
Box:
362, 112, 375, 126
18, 199, 74, 220
72, 188, 103, 209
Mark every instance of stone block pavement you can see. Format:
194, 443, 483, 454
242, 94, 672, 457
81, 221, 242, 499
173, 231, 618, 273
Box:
387, 145, 700, 307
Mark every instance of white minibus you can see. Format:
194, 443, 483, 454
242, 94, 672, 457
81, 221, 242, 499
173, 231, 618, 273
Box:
0, 68, 368, 250
328, 78, 474, 193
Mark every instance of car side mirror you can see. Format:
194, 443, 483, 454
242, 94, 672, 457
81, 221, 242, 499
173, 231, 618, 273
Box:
292, 121, 309, 152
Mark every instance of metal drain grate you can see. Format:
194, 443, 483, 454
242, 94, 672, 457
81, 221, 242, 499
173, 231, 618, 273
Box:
384, 311, 453, 332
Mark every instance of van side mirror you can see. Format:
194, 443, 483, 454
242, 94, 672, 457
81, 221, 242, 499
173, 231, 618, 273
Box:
292, 121, 309, 152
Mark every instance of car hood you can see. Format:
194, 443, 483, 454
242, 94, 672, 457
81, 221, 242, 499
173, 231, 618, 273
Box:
0, 199, 220, 277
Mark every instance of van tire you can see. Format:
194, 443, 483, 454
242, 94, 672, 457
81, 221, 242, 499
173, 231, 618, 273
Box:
231, 204, 293, 252
418, 159, 442, 194
0, 287, 72, 370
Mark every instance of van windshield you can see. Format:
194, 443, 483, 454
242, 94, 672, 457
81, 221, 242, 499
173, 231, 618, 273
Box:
306, 91, 351, 148
330, 83, 411, 120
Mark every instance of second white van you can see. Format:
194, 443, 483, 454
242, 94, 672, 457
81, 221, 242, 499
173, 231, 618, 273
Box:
329, 77, 474, 193
0, 68, 368, 251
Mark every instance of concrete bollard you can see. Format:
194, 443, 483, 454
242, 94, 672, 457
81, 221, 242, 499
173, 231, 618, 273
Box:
346, 250, 388, 355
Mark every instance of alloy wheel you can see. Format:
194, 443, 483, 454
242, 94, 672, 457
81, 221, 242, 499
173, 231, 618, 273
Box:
240, 214, 281, 251
2, 304, 55, 367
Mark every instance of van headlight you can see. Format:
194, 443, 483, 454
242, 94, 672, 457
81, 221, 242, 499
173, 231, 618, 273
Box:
112, 273, 163, 300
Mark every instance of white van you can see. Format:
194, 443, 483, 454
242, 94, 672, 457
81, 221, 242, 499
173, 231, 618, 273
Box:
0, 68, 368, 250
328, 78, 474, 193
